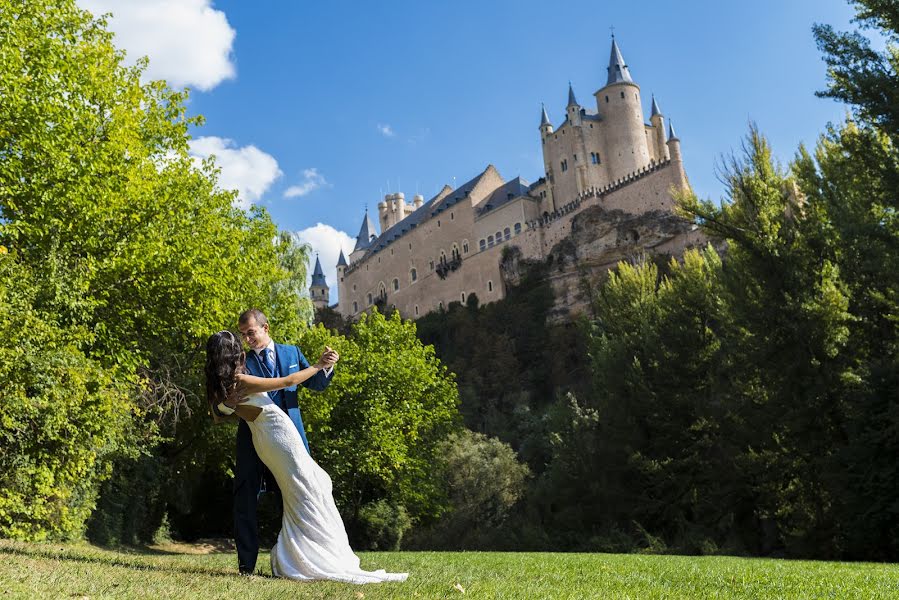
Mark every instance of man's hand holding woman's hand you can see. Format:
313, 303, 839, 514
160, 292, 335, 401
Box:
315, 346, 339, 370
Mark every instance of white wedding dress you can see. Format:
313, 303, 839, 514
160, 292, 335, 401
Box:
243, 393, 408, 584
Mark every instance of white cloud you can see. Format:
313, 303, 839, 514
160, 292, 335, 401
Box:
79, 0, 236, 91
284, 168, 329, 198
377, 123, 395, 138
188, 136, 282, 209
293, 224, 356, 303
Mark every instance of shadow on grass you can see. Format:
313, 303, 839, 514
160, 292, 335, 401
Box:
0, 543, 271, 580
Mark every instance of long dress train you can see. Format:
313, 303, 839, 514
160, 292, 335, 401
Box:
244, 393, 408, 584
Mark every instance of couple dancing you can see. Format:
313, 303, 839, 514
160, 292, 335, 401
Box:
205, 309, 408, 584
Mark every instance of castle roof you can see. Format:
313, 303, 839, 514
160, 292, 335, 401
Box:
651, 94, 662, 117
668, 120, 679, 141
353, 210, 378, 252
567, 82, 578, 107
476, 177, 533, 217
359, 168, 493, 261
336, 248, 348, 267
606, 38, 634, 85
311, 255, 327, 287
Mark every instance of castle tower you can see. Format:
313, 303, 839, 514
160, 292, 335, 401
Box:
538, 104, 557, 211
566, 82, 581, 126
335, 248, 348, 312
663, 120, 689, 202
567, 82, 590, 194
349, 209, 377, 263
310, 254, 329, 308
594, 37, 651, 179
649, 95, 669, 162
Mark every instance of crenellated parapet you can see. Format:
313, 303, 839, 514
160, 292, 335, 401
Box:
526, 158, 674, 230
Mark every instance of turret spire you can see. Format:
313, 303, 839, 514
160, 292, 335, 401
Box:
606, 37, 634, 85
567, 82, 578, 107
651, 94, 662, 117
336, 248, 348, 267
668, 120, 679, 141
311, 254, 327, 287
540, 103, 551, 127
353, 209, 377, 252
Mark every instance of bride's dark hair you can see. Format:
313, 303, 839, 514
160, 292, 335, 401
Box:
205, 330, 245, 409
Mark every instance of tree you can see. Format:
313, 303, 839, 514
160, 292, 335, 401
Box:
295, 311, 460, 547
0, 0, 299, 541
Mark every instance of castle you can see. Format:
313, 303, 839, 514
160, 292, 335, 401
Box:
311, 38, 702, 319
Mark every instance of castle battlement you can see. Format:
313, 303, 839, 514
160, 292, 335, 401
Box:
321, 39, 694, 321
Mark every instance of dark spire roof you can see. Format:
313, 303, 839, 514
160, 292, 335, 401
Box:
540, 103, 551, 127
606, 38, 634, 85
668, 120, 679, 141
311, 255, 327, 287
336, 248, 348, 267
651, 94, 662, 117
567, 82, 578, 107
353, 209, 377, 252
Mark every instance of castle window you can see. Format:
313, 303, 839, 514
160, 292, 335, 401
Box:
495, 231, 502, 242
438, 301, 444, 311
605, 95, 609, 103
452, 244, 460, 260
411, 268, 417, 282
480, 239, 486, 251
573, 154, 577, 162
463, 240, 469, 254
620, 91, 625, 99
514, 222, 521, 234
451, 212, 454, 220
409, 243, 412, 250
367, 293, 372, 305
437, 220, 441, 227
393, 278, 399, 291
429, 259, 434, 271
487, 235, 494, 247
488, 281, 494, 292
353, 284, 357, 291
390, 248, 394, 255
353, 301, 358, 312
414, 305, 419, 316
378, 257, 381, 263
504, 227, 511, 241
461, 292, 466, 303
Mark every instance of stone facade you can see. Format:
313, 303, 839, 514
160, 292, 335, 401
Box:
318, 39, 705, 321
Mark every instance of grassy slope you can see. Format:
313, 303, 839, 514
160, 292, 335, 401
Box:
1, 540, 897, 599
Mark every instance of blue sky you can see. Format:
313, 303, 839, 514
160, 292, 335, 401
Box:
83, 0, 860, 296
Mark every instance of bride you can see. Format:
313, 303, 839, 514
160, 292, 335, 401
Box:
205, 330, 408, 584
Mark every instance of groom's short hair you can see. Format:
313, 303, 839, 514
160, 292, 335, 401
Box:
238, 308, 268, 327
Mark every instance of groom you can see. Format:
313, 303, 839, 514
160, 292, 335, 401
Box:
233, 308, 337, 575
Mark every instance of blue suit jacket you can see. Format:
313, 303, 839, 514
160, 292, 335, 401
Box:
244, 342, 333, 453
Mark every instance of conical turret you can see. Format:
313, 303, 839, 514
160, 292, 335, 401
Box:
310, 254, 329, 308
353, 209, 377, 252
606, 37, 633, 85
567, 82, 579, 107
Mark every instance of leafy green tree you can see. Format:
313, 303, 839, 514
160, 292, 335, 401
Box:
0, 254, 133, 539
407, 429, 529, 549
0, 0, 300, 541
295, 312, 460, 546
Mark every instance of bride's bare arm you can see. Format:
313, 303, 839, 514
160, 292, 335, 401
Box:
234, 364, 325, 396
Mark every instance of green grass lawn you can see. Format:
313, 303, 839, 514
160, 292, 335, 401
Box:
1, 539, 897, 599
